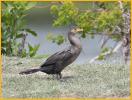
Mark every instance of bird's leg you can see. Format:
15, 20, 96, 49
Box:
56, 73, 62, 80
52, 74, 55, 79
58, 73, 62, 79
56, 74, 59, 80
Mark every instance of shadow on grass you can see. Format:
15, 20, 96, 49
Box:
42, 75, 75, 82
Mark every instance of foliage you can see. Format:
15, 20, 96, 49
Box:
97, 47, 109, 60
50, 2, 130, 61
2, 2, 39, 57
50, 2, 128, 39
75, 12, 97, 38
28, 44, 40, 57
51, 2, 78, 27
97, 10, 123, 32
18, 43, 40, 58
46, 33, 65, 45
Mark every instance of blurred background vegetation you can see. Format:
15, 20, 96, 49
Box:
2, 1, 130, 63
2, 2, 39, 57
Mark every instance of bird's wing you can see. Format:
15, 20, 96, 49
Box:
40, 47, 73, 67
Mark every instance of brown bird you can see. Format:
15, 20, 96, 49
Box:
19, 28, 83, 79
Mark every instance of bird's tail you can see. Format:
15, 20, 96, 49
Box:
19, 68, 40, 75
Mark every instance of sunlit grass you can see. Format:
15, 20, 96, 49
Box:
2, 56, 130, 98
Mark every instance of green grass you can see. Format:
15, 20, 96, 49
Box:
2, 56, 130, 98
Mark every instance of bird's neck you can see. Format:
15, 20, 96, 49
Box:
68, 32, 82, 49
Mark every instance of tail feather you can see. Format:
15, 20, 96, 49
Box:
19, 68, 40, 75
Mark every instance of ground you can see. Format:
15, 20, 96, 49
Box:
2, 56, 130, 98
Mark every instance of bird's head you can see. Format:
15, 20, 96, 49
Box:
68, 27, 83, 48
70, 28, 83, 34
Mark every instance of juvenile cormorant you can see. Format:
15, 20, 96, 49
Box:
19, 28, 83, 79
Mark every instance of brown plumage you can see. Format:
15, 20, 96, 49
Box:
19, 28, 83, 79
